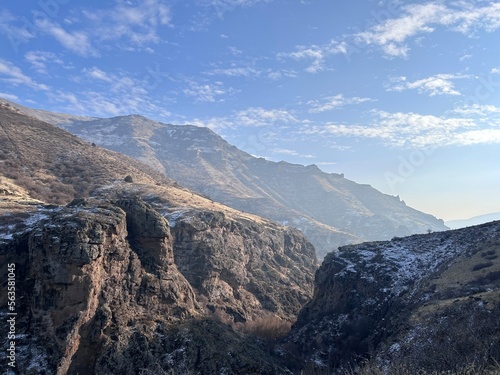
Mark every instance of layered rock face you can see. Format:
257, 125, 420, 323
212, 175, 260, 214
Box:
286, 221, 500, 372
0, 197, 316, 374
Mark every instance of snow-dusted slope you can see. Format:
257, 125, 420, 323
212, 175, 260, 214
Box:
287, 220, 500, 371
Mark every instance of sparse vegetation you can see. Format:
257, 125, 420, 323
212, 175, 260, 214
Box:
235, 313, 292, 342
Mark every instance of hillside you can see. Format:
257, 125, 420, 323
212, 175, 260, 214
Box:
286, 221, 500, 373
0, 104, 318, 374
3, 99, 448, 258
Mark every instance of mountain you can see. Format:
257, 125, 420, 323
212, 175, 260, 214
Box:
446, 212, 500, 229
0, 104, 317, 374
3, 100, 447, 258
1, 101, 499, 374
285, 221, 500, 373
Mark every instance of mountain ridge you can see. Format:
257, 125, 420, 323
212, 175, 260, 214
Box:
1, 98, 448, 258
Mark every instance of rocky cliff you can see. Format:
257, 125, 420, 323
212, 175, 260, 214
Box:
0, 195, 316, 374
286, 221, 500, 373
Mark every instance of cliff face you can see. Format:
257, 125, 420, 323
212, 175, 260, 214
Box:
286, 221, 500, 372
0, 196, 316, 374
169, 210, 316, 322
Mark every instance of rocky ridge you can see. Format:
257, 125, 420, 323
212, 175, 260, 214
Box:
286, 221, 500, 373
1, 98, 448, 258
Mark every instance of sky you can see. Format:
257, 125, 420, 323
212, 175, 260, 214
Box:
1, 0, 500, 221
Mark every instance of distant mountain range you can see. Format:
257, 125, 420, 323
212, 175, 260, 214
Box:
1, 98, 448, 258
446, 212, 500, 229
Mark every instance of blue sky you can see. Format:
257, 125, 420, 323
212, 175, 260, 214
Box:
1, 0, 500, 221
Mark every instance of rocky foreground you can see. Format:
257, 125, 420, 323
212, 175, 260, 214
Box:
0, 195, 316, 374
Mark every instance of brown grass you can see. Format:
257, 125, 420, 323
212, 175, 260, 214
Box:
236, 313, 292, 342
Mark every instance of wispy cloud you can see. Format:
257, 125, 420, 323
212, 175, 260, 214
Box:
0, 92, 19, 101
301, 110, 482, 148
355, 2, 500, 58
34, 17, 97, 57
83, 67, 113, 82
451, 103, 500, 116
25, 51, 65, 74
308, 94, 374, 113
235, 107, 298, 127
386, 74, 471, 96
183, 80, 236, 102
206, 66, 261, 78
190, 106, 298, 131
82, 0, 171, 48
272, 148, 315, 158
81, 66, 150, 98
47, 88, 172, 119
0, 59, 49, 91
278, 40, 347, 73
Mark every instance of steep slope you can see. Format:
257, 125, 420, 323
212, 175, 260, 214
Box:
0, 103, 168, 204
286, 222, 500, 373
0, 198, 295, 374
11, 105, 447, 258
0, 104, 317, 374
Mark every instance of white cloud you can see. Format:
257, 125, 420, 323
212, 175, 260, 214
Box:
278, 40, 347, 73
0, 59, 49, 91
387, 74, 470, 96
34, 17, 96, 57
453, 129, 500, 145
451, 104, 500, 116
47, 88, 172, 119
272, 148, 315, 158
460, 54, 472, 62
183, 81, 235, 102
355, 2, 500, 58
302, 110, 480, 148
207, 66, 261, 78
25, 51, 65, 74
83, 67, 113, 82
83, 0, 171, 47
80, 67, 150, 99
235, 107, 298, 127
190, 106, 298, 131
492, 67, 500, 74
308, 94, 374, 113
0, 92, 19, 101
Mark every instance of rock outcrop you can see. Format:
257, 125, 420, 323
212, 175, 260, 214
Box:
169, 209, 316, 322
286, 221, 500, 373
0, 196, 316, 374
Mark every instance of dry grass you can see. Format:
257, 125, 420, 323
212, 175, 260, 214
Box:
235, 312, 292, 342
